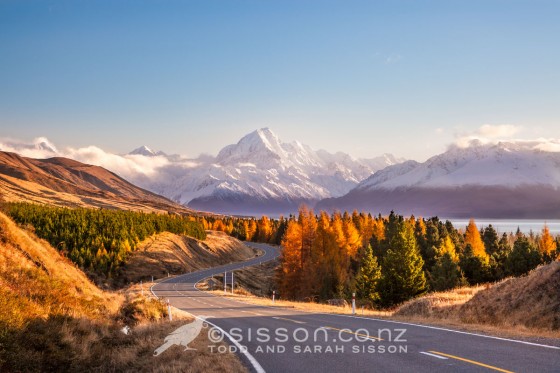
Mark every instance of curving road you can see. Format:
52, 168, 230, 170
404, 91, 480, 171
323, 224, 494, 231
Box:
152, 243, 560, 373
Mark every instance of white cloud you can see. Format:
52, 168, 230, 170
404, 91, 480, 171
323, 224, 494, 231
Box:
0, 136, 202, 187
450, 124, 560, 153
476, 124, 521, 138
532, 139, 560, 152
455, 124, 522, 148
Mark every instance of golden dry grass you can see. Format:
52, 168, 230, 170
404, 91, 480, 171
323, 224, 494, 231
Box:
0, 173, 175, 214
116, 231, 257, 287
395, 286, 484, 319
460, 262, 560, 331
394, 262, 560, 339
0, 212, 249, 372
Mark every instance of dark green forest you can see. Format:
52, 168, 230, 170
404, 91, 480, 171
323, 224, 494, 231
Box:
2, 203, 205, 279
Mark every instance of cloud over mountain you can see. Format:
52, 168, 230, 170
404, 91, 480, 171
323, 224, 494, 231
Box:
0, 129, 403, 216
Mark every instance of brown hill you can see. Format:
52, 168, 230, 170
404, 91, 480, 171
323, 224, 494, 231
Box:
117, 230, 257, 286
0, 150, 194, 214
460, 261, 560, 330
395, 262, 560, 334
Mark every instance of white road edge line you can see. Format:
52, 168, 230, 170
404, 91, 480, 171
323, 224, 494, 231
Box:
200, 316, 266, 373
150, 244, 276, 373
159, 246, 560, 352
420, 351, 448, 360
190, 243, 560, 352
331, 314, 560, 350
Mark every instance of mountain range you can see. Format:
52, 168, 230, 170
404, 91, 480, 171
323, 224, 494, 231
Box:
3, 129, 560, 218
135, 128, 403, 215
317, 140, 560, 218
0, 150, 194, 214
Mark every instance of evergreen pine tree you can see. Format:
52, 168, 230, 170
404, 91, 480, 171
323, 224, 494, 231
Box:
379, 221, 426, 306
430, 253, 463, 291
355, 244, 382, 305
506, 236, 542, 276
459, 244, 490, 285
482, 225, 499, 256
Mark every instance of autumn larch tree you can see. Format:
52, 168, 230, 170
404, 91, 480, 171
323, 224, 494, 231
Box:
464, 219, 489, 263
278, 219, 303, 299
538, 225, 557, 261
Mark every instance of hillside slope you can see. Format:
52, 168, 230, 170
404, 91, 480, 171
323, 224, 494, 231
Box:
395, 262, 560, 333
117, 230, 257, 285
0, 211, 247, 372
0, 151, 194, 214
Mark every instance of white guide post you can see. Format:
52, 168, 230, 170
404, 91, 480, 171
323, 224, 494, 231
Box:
224, 271, 227, 294
167, 299, 172, 321
352, 293, 356, 315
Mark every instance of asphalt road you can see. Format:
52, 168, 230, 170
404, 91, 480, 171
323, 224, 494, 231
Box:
152, 243, 560, 373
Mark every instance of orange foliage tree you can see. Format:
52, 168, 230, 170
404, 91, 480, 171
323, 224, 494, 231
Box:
464, 219, 489, 263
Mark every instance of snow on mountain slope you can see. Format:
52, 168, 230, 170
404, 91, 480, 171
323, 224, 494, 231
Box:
317, 140, 560, 218
358, 140, 560, 190
129, 145, 157, 157
147, 128, 403, 215
0, 129, 404, 216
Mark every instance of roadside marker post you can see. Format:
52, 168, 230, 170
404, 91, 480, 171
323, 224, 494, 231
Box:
272, 290, 276, 304
231, 271, 234, 294
167, 299, 172, 321
352, 293, 356, 315
224, 271, 227, 294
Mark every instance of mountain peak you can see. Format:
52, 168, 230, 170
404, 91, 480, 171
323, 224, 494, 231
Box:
217, 128, 285, 163
240, 127, 280, 147
129, 145, 156, 157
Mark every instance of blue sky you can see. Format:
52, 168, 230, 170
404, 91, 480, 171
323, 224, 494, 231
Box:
1, 0, 559, 160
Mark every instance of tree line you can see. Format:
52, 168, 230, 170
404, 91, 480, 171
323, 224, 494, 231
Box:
209, 206, 559, 307
3, 203, 206, 278
5, 201, 558, 307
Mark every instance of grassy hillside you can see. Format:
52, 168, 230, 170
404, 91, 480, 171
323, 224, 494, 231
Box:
395, 261, 560, 335
2, 202, 206, 285
0, 211, 246, 372
0, 151, 195, 214
116, 230, 258, 286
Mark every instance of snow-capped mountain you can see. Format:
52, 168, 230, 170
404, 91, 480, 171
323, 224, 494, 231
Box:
140, 128, 404, 215
128, 146, 168, 157
316, 140, 560, 218
0, 137, 58, 158
129, 145, 157, 157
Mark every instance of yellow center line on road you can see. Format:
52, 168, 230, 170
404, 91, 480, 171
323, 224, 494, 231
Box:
323, 326, 383, 341
428, 351, 514, 373
272, 317, 306, 324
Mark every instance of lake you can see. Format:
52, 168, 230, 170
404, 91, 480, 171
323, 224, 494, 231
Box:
448, 219, 560, 235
